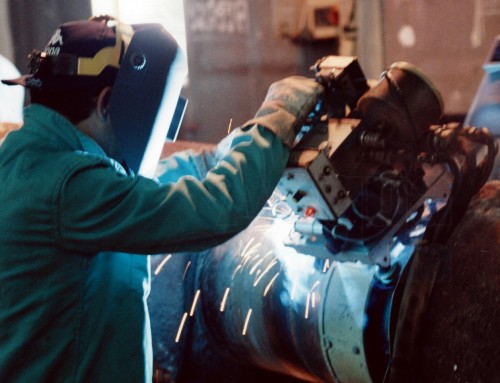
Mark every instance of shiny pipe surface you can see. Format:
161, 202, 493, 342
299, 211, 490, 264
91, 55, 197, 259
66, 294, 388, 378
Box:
193, 195, 391, 382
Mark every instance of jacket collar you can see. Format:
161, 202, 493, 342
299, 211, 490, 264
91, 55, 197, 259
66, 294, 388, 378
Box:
23, 104, 107, 157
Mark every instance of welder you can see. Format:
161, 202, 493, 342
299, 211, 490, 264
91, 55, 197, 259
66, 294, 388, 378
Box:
0, 16, 323, 383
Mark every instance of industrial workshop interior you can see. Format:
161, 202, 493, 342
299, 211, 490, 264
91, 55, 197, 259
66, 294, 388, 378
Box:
0, 0, 499, 382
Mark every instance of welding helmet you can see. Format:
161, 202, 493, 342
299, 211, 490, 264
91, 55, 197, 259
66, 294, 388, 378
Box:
1, 16, 188, 177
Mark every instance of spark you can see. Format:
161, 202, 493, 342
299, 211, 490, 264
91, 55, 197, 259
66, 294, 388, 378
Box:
263, 272, 280, 297
220, 287, 231, 312
305, 293, 311, 319
154, 254, 172, 275
322, 259, 330, 273
261, 250, 274, 261
242, 308, 253, 336
311, 280, 321, 292
227, 118, 233, 134
250, 252, 261, 264
231, 264, 242, 280
310, 280, 321, 310
182, 261, 191, 280
190, 289, 201, 316
175, 312, 188, 343
253, 259, 278, 287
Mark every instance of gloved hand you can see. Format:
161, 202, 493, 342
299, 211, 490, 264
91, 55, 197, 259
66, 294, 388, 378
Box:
242, 76, 324, 147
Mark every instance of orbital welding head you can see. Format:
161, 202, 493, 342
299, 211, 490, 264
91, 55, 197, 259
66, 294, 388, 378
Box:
1, 16, 188, 178
357, 62, 444, 151
279, 57, 447, 265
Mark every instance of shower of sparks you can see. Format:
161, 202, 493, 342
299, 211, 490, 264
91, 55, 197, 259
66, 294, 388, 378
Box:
305, 293, 311, 319
253, 259, 278, 287
241, 252, 255, 269
240, 237, 255, 258
242, 308, 253, 336
175, 312, 188, 343
246, 243, 261, 257
241, 242, 261, 270
182, 261, 191, 280
322, 259, 330, 273
263, 272, 280, 297
220, 287, 231, 312
154, 254, 172, 275
189, 289, 201, 317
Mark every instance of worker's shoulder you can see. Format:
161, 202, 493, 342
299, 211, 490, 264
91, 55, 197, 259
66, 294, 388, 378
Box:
45, 150, 125, 186
1, 141, 118, 187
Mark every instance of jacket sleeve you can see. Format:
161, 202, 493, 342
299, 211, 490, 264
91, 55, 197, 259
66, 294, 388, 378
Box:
155, 129, 236, 183
56, 125, 289, 254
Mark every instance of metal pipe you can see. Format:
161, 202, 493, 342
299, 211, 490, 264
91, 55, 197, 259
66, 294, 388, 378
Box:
194, 204, 391, 382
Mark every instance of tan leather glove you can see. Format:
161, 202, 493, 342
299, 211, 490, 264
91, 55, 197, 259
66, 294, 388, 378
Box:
242, 76, 324, 147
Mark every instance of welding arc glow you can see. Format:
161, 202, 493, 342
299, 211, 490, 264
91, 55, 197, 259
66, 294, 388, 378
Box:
154, 254, 172, 275
242, 309, 253, 336
175, 312, 188, 343
190, 289, 201, 316
220, 287, 231, 312
263, 218, 318, 311
252, 222, 275, 233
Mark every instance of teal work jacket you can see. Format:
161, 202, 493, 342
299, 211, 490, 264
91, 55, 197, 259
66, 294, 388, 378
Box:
0, 104, 289, 382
